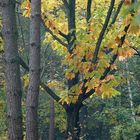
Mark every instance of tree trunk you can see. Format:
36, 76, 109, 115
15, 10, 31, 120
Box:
125, 62, 136, 122
49, 97, 55, 140
1, 0, 23, 139
49, 59, 55, 140
66, 105, 81, 140
136, 134, 140, 140
26, 0, 41, 139
80, 106, 88, 140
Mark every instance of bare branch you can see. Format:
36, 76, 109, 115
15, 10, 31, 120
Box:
92, 0, 115, 63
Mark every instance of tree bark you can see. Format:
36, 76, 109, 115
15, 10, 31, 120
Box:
125, 62, 136, 122
49, 59, 55, 140
80, 106, 88, 140
1, 0, 23, 139
26, 0, 41, 139
66, 104, 81, 140
49, 97, 55, 140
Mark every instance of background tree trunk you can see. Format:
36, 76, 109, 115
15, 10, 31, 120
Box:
26, 0, 41, 139
1, 0, 23, 139
125, 61, 136, 122
49, 58, 55, 140
80, 106, 88, 140
49, 97, 55, 140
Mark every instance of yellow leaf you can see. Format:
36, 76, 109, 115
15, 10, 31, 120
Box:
118, 47, 135, 61
124, 39, 130, 47
105, 75, 115, 82
124, 0, 131, 5
65, 72, 75, 80
21, 0, 31, 17
129, 25, 140, 36
95, 86, 102, 96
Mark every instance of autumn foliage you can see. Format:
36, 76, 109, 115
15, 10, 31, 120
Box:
21, 0, 140, 104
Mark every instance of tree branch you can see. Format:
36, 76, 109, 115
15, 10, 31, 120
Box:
86, 0, 92, 23
130, 46, 140, 56
110, 0, 124, 26
40, 82, 61, 102
17, 5, 26, 51
83, 23, 131, 101
62, 0, 69, 9
67, 0, 76, 53
92, 0, 115, 63
86, 0, 92, 34
18, 57, 29, 71
18, 56, 61, 103
41, 18, 68, 48
86, 1, 136, 99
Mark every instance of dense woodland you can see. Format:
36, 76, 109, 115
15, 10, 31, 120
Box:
1, 0, 140, 140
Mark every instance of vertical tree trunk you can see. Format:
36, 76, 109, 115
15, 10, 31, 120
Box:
125, 62, 136, 122
66, 105, 81, 140
1, 0, 23, 139
49, 59, 55, 140
49, 97, 55, 140
80, 106, 88, 140
26, 0, 41, 139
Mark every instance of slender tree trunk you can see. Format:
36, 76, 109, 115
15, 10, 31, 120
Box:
49, 97, 55, 140
66, 105, 81, 140
49, 59, 55, 140
125, 62, 136, 122
26, 0, 41, 139
80, 106, 88, 140
1, 0, 23, 139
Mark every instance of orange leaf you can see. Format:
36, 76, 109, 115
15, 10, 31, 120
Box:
25, 0, 31, 17
124, 0, 131, 5
95, 87, 102, 96
65, 72, 75, 80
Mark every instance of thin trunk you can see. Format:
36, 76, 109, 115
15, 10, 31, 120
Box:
49, 59, 55, 140
66, 105, 81, 140
26, 0, 41, 139
49, 97, 55, 140
125, 62, 136, 122
1, 0, 23, 139
80, 106, 88, 140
